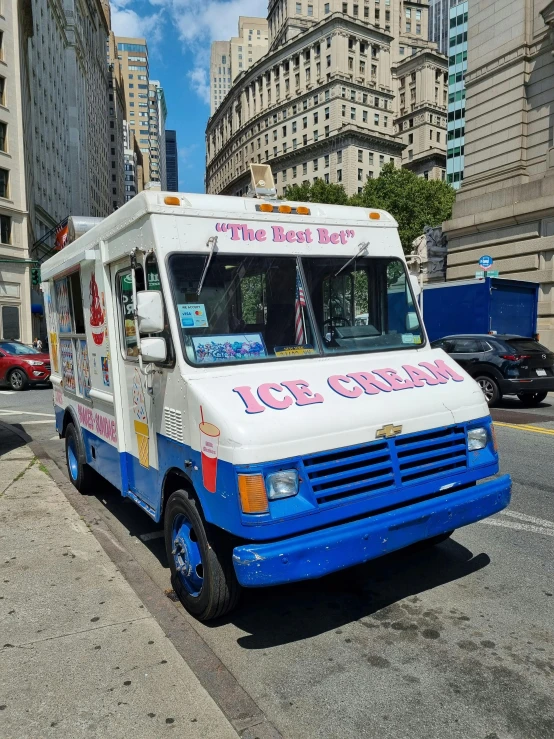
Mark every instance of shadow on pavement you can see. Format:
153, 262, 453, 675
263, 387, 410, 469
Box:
0, 422, 31, 456
51, 452, 491, 650
218, 538, 490, 649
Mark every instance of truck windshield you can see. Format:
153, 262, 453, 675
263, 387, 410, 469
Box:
301, 256, 423, 355
168, 254, 422, 366
168, 254, 318, 365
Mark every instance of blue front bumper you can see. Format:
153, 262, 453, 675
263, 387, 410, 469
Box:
232, 474, 511, 587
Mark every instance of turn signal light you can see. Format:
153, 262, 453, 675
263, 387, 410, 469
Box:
278, 205, 292, 214
238, 474, 269, 514
259, 203, 274, 213
369, 212, 381, 220
164, 196, 180, 205
296, 206, 310, 215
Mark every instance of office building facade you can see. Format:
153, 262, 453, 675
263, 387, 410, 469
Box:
428, 0, 461, 55
210, 17, 269, 114
165, 130, 179, 191
446, 0, 467, 188
206, 1, 448, 198
444, 0, 554, 347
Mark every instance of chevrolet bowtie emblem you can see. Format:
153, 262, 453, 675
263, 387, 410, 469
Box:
376, 423, 403, 439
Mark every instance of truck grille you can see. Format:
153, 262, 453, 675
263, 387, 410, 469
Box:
303, 426, 467, 506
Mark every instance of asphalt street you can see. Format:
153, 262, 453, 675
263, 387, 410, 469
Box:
1, 386, 553, 739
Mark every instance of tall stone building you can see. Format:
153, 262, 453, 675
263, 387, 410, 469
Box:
149, 81, 167, 189
443, 0, 554, 347
0, 0, 33, 343
107, 33, 127, 210
205, 1, 448, 197
210, 17, 269, 113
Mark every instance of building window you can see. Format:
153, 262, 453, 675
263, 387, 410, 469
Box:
324, 155, 330, 167
314, 130, 318, 141
303, 116, 308, 129
296, 2, 302, 12
327, 55, 331, 68
408, 150, 413, 161
408, 133, 413, 144
0, 77, 5, 106
350, 107, 356, 120
363, 111, 367, 122
303, 163, 308, 174
337, 150, 342, 164
0, 214, 10, 244
358, 169, 363, 181
342, 2, 348, 12
0, 122, 6, 152
353, 4, 358, 15
313, 159, 319, 171
325, 125, 329, 137
406, 21, 411, 32
0, 168, 8, 198
324, 2, 330, 12
368, 153, 374, 164
308, 4, 313, 15
374, 114, 379, 125
337, 169, 342, 182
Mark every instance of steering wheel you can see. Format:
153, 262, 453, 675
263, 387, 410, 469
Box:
323, 315, 351, 328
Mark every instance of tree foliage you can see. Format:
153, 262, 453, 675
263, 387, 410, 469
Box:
284, 179, 349, 205
284, 164, 456, 254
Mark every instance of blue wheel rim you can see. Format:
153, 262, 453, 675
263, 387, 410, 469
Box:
171, 513, 204, 597
67, 437, 79, 481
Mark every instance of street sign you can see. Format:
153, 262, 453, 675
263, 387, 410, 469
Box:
479, 255, 494, 270
488, 270, 500, 278
475, 270, 485, 278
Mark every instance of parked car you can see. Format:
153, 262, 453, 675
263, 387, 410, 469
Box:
431, 334, 554, 406
0, 340, 51, 390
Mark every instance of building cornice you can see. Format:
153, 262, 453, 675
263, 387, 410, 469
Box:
392, 49, 448, 73
394, 102, 447, 125
207, 14, 394, 132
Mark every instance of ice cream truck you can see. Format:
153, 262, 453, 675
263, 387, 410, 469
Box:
41, 168, 511, 621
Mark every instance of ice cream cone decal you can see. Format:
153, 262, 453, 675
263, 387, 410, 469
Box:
132, 369, 149, 467
89, 273, 105, 346
199, 406, 220, 493
50, 332, 59, 373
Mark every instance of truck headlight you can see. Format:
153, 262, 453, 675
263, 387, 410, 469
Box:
467, 427, 488, 451
266, 470, 299, 500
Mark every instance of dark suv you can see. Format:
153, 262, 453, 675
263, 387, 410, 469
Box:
431, 334, 554, 406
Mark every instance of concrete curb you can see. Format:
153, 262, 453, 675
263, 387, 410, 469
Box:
0, 419, 282, 739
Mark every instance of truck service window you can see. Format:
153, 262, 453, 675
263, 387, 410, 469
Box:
168, 254, 317, 365
301, 256, 423, 354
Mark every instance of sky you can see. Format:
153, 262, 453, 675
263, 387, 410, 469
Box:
110, 0, 267, 193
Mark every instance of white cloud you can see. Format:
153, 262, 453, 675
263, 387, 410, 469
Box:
113, 0, 267, 102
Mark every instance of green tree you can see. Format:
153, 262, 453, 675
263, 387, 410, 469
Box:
351, 163, 456, 253
284, 179, 349, 205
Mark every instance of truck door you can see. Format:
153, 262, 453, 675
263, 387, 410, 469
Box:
111, 257, 172, 514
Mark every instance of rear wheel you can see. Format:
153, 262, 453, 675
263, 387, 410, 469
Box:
475, 375, 501, 406
65, 422, 93, 493
409, 531, 453, 552
517, 391, 548, 407
164, 488, 240, 621
9, 368, 28, 391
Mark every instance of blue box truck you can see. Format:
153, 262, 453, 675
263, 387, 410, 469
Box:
422, 277, 539, 342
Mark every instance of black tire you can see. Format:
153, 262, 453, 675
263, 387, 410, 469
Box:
164, 488, 240, 621
474, 375, 501, 406
9, 368, 28, 391
65, 422, 93, 494
517, 391, 548, 407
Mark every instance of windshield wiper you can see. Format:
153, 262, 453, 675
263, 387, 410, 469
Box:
334, 242, 369, 278
197, 236, 218, 296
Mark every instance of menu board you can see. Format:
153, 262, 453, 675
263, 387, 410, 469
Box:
60, 339, 75, 392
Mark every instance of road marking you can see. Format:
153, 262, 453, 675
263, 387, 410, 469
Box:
500, 510, 554, 529
139, 531, 164, 542
0, 409, 55, 418
480, 518, 554, 537
494, 421, 554, 436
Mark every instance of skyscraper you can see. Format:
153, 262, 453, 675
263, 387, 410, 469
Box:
165, 131, 179, 191
210, 17, 269, 114
113, 37, 151, 180
446, 1, 467, 188
428, 0, 461, 55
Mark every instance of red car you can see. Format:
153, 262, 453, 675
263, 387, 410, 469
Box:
0, 341, 51, 390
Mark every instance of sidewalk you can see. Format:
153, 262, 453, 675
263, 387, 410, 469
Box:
0, 424, 238, 739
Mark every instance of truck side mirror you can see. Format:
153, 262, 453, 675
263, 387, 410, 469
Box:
141, 336, 167, 363
136, 290, 164, 334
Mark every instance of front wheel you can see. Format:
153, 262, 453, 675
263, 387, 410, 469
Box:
9, 368, 28, 391
517, 391, 548, 407
164, 489, 240, 621
65, 422, 93, 493
475, 375, 501, 406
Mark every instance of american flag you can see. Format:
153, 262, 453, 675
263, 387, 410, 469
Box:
295, 271, 306, 345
